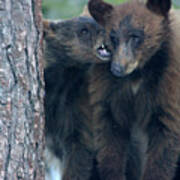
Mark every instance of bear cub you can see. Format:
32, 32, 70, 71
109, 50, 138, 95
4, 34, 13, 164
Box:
88, 0, 180, 179
43, 16, 110, 180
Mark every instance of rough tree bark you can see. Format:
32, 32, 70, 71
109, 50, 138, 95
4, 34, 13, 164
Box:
0, 0, 44, 179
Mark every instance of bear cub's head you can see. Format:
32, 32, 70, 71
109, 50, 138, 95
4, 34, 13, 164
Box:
43, 17, 111, 67
88, 0, 171, 77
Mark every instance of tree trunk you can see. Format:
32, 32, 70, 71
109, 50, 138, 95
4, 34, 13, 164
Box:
0, 0, 44, 179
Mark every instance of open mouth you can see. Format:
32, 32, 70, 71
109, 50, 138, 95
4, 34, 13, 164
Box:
97, 44, 111, 61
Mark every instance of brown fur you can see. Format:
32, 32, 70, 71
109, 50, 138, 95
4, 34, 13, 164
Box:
88, 0, 180, 179
43, 16, 110, 180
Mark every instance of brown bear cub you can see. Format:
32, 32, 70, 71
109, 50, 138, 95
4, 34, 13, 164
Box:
43, 17, 110, 180
88, 0, 180, 180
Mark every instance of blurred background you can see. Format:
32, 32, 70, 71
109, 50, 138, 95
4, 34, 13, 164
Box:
42, 0, 180, 19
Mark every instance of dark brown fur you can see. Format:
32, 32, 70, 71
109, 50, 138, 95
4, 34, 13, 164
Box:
88, 0, 180, 179
43, 16, 110, 180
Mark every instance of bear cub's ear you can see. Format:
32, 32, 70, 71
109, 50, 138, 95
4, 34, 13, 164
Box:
43, 20, 59, 38
43, 20, 52, 38
88, 0, 113, 26
146, 0, 171, 17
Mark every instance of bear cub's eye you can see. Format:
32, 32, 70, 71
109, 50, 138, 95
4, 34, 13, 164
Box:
131, 35, 141, 43
128, 30, 144, 48
80, 28, 89, 35
110, 33, 119, 48
109, 29, 120, 48
129, 34, 143, 48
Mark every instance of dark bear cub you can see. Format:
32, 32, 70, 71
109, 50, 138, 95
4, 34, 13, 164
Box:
88, 0, 180, 180
43, 16, 110, 180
